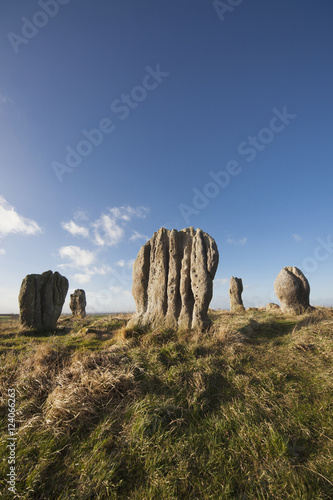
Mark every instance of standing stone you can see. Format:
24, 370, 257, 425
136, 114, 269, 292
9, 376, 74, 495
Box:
19, 270, 69, 331
274, 266, 311, 315
229, 277, 245, 313
128, 227, 219, 330
266, 302, 280, 311
69, 289, 86, 318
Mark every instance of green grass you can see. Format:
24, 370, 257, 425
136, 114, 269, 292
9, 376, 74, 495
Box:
0, 309, 332, 499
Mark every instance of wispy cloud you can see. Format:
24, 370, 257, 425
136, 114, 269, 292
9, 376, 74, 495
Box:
73, 273, 92, 284
129, 230, 149, 242
0, 196, 42, 237
0, 92, 12, 106
61, 220, 89, 238
292, 234, 302, 242
109, 206, 149, 221
72, 265, 112, 285
92, 214, 124, 247
61, 205, 149, 247
73, 209, 89, 222
226, 235, 247, 246
58, 246, 96, 267
58, 205, 148, 286
0, 248, 5, 255
116, 259, 134, 269
215, 277, 228, 285
91, 205, 149, 247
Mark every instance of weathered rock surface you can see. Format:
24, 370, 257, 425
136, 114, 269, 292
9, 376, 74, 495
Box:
19, 270, 69, 331
128, 227, 219, 330
70, 289, 86, 318
266, 302, 280, 311
229, 277, 245, 313
274, 267, 311, 314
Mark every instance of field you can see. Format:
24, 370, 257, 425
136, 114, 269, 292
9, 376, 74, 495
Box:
0, 309, 332, 499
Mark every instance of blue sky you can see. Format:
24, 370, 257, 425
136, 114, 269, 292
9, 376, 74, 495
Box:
0, 0, 333, 313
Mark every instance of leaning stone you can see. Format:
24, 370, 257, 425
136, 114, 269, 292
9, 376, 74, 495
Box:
19, 270, 68, 331
69, 289, 86, 318
128, 227, 219, 330
274, 266, 311, 315
229, 277, 245, 313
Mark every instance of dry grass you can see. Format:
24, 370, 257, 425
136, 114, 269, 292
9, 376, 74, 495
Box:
0, 309, 332, 499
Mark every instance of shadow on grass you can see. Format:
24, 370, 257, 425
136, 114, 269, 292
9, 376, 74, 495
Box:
238, 318, 297, 341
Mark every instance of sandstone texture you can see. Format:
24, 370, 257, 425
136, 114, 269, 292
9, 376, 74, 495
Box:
274, 266, 310, 315
229, 277, 245, 313
70, 289, 86, 318
128, 227, 219, 330
19, 270, 69, 331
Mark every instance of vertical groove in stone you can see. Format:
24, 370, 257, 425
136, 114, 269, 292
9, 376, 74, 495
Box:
166, 229, 181, 327
145, 228, 169, 325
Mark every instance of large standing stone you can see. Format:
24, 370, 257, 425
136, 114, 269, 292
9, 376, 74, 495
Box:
69, 289, 86, 318
229, 277, 245, 313
274, 266, 311, 314
128, 227, 219, 330
19, 270, 69, 331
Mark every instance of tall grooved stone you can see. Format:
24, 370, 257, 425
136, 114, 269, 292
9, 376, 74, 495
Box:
229, 277, 245, 313
70, 289, 86, 318
128, 227, 219, 330
274, 266, 310, 315
19, 270, 69, 331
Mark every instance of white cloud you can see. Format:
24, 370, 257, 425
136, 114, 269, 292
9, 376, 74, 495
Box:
74, 209, 89, 221
0, 196, 42, 237
116, 259, 135, 270
61, 220, 89, 238
0, 248, 5, 255
292, 234, 302, 242
109, 206, 149, 221
63, 205, 149, 248
91, 265, 112, 275
73, 273, 92, 284
215, 278, 228, 285
58, 246, 96, 267
226, 236, 247, 246
92, 214, 124, 247
130, 230, 149, 242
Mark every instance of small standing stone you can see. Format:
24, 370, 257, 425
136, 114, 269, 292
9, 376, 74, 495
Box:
266, 303, 280, 311
19, 270, 68, 331
229, 277, 245, 313
69, 289, 86, 318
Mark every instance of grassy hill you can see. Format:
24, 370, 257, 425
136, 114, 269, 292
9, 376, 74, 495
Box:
0, 309, 332, 499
